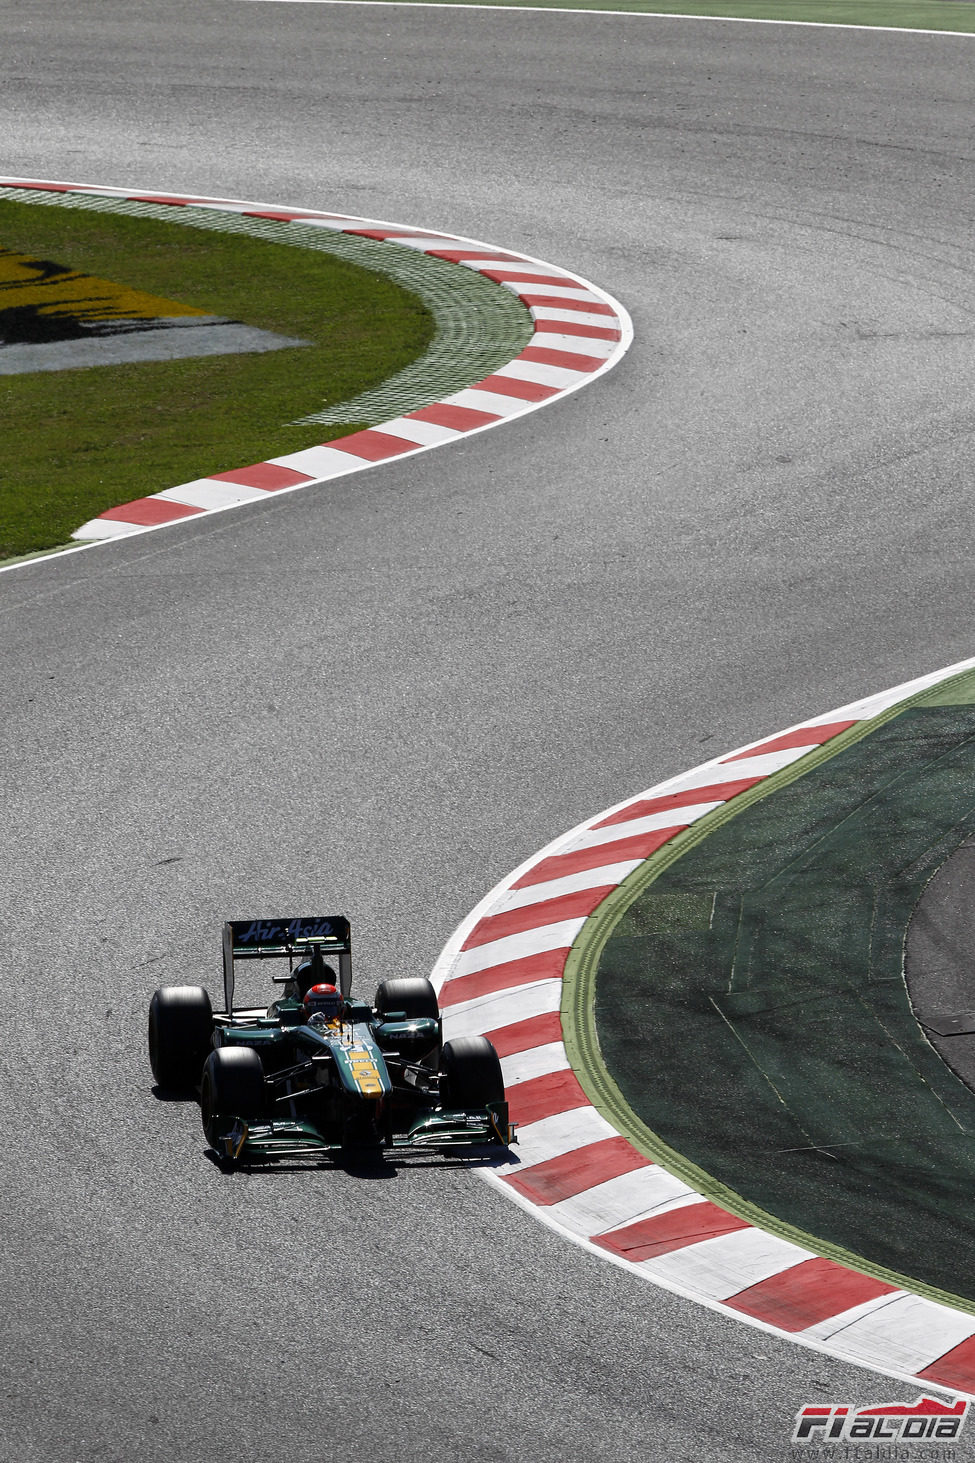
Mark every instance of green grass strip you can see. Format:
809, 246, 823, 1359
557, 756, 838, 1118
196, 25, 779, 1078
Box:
333, 0, 975, 31
0, 189, 532, 560
562, 664, 975, 1314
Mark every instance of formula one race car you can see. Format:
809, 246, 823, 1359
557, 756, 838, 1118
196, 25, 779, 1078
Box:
148, 916, 514, 1164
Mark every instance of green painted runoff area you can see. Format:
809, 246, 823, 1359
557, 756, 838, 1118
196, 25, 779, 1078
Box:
346, 0, 975, 32
589, 670, 975, 1305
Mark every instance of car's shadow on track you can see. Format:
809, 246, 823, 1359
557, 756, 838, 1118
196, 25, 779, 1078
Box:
150, 1084, 196, 1103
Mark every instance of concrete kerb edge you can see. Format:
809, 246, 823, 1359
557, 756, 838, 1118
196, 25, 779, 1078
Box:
0, 176, 633, 575
239, 1, 975, 39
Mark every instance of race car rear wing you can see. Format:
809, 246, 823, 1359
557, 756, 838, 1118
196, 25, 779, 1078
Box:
222, 917, 352, 1014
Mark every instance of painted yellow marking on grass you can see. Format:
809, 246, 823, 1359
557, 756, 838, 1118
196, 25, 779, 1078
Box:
0, 246, 309, 378
0, 249, 205, 328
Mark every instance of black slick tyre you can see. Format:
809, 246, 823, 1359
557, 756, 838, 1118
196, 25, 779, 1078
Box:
375, 976, 442, 1067
200, 1047, 266, 1149
441, 1035, 504, 1108
374, 977, 440, 1022
148, 985, 213, 1091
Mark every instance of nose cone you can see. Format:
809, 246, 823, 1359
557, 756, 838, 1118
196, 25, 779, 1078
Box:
334, 1040, 390, 1097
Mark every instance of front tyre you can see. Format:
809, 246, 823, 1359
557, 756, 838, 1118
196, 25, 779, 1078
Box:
148, 985, 213, 1091
374, 977, 440, 1022
441, 1035, 504, 1109
200, 1047, 266, 1150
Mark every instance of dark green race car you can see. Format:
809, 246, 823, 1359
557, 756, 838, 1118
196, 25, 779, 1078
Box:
148, 916, 515, 1164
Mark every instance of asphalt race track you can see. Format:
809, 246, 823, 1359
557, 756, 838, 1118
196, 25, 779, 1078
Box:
3, 4, 975, 1459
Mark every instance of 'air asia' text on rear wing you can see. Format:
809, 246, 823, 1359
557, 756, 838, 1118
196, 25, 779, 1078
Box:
221, 917, 352, 1013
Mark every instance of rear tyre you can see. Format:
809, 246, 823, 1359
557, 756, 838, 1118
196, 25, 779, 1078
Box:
200, 1047, 266, 1149
441, 1035, 504, 1109
148, 986, 213, 1091
374, 977, 440, 1022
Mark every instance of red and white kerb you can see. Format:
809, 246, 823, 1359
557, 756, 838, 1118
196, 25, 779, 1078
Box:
431, 656, 975, 1398
0, 180, 632, 543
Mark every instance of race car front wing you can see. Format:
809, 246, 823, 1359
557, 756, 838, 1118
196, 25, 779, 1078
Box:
212, 1101, 516, 1163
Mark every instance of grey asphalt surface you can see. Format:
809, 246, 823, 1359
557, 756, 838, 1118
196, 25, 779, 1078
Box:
4, 4, 975, 1460
908, 837, 975, 1095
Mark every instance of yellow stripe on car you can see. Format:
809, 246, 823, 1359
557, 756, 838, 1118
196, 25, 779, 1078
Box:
346, 1046, 384, 1096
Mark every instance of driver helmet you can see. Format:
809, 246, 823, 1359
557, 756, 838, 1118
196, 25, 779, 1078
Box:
303, 982, 342, 1024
